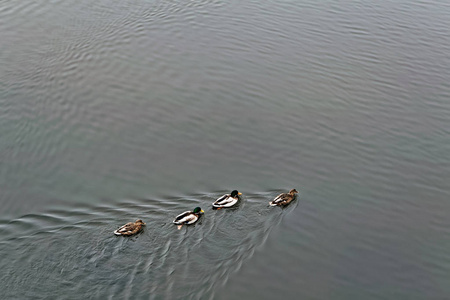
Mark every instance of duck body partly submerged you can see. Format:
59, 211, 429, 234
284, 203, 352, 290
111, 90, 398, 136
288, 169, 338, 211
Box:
114, 219, 146, 236
212, 190, 242, 209
270, 189, 298, 206
173, 207, 204, 225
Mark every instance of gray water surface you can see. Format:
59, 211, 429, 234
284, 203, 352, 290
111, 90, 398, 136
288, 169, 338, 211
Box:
1, 0, 450, 299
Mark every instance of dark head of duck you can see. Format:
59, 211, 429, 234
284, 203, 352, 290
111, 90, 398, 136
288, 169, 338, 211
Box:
289, 189, 299, 195
193, 207, 204, 214
230, 190, 242, 198
136, 219, 146, 225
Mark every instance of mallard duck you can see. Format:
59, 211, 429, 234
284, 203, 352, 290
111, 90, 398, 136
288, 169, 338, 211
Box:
269, 189, 298, 206
212, 190, 242, 209
173, 207, 204, 229
114, 219, 146, 236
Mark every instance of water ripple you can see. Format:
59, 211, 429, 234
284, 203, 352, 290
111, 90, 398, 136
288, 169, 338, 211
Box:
0, 190, 297, 299
2, 0, 450, 298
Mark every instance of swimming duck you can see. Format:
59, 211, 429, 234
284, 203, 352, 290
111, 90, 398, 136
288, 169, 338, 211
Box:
212, 190, 242, 209
114, 219, 146, 236
173, 207, 204, 229
269, 189, 298, 206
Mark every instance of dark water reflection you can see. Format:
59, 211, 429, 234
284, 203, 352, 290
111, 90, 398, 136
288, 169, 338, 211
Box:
1, 0, 450, 299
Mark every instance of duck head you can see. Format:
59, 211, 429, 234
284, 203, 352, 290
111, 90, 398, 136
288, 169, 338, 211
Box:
230, 190, 242, 197
193, 207, 204, 214
289, 189, 298, 195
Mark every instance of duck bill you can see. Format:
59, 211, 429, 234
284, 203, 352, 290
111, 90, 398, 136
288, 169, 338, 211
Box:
200, 209, 204, 213
238, 192, 242, 195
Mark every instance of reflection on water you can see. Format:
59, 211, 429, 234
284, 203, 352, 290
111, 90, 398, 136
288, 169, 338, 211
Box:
0, 191, 297, 299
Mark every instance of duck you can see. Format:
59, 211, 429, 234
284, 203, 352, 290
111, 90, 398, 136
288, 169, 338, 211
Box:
269, 189, 298, 206
173, 207, 204, 229
114, 219, 146, 236
212, 190, 242, 209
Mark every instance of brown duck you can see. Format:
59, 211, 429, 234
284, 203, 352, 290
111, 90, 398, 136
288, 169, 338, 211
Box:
269, 189, 298, 206
114, 219, 146, 236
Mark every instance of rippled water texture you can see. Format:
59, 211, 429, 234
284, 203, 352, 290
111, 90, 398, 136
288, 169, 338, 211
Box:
1, 0, 450, 299
0, 192, 296, 299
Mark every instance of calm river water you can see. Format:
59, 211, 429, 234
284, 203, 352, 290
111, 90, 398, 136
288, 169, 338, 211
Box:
1, 0, 449, 299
